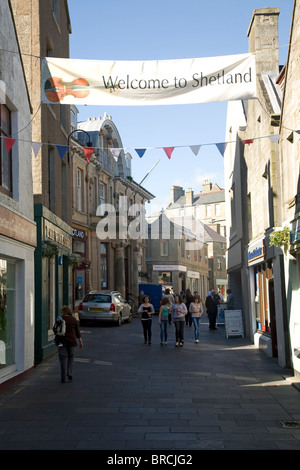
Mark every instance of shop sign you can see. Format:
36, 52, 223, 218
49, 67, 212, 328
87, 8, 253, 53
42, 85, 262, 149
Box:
73, 228, 85, 238
45, 223, 71, 249
248, 240, 265, 265
290, 219, 300, 245
187, 270, 200, 279
153, 265, 187, 272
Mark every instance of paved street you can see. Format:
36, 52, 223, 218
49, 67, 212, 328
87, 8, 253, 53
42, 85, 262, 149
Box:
0, 314, 300, 452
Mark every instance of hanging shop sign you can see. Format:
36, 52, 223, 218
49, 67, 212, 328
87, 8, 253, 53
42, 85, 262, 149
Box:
41, 53, 256, 106
248, 239, 265, 266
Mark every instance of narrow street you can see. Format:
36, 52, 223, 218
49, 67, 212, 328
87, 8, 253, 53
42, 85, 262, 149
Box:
0, 315, 299, 452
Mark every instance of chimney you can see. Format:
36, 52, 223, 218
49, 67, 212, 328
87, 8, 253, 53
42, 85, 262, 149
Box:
247, 8, 280, 73
170, 185, 185, 204
186, 188, 194, 205
202, 179, 212, 193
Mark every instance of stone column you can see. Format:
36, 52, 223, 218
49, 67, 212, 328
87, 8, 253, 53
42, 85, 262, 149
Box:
114, 242, 126, 296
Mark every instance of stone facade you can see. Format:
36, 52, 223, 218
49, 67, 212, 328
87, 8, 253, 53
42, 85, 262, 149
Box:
12, 0, 73, 363
0, 0, 36, 384
225, 4, 300, 376
72, 114, 154, 311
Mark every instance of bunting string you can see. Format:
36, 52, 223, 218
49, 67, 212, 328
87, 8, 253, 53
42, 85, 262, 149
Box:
1, 129, 299, 162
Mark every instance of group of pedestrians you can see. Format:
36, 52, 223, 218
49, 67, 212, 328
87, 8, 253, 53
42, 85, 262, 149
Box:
138, 287, 234, 347
138, 288, 205, 347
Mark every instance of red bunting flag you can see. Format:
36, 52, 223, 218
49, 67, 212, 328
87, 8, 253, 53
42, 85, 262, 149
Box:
163, 147, 175, 159
242, 139, 254, 145
83, 146, 95, 162
4, 138, 16, 153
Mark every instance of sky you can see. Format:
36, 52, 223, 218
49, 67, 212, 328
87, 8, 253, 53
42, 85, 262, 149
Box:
68, 0, 294, 214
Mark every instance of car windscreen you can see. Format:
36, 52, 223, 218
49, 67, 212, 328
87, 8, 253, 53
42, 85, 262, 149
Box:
84, 294, 111, 303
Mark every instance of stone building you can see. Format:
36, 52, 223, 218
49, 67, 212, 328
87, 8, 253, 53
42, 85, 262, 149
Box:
72, 114, 154, 309
147, 213, 209, 297
224, 4, 300, 376
163, 180, 227, 295
0, 0, 36, 384
277, 0, 300, 376
12, 0, 73, 363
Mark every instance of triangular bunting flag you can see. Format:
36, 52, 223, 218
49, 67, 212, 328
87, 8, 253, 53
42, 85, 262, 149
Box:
190, 145, 201, 156
4, 138, 16, 153
268, 134, 280, 143
135, 148, 147, 158
56, 144, 68, 160
111, 148, 122, 159
296, 130, 300, 135
242, 139, 254, 145
163, 147, 175, 159
216, 142, 226, 157
83, 146, 95, 163
31, 141, 42, 157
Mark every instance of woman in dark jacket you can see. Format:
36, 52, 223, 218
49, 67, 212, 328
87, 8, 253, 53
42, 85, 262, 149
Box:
56, 305, 83, 383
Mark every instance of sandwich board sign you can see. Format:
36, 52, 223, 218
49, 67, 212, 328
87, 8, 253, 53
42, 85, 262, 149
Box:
224, 310, 244, 338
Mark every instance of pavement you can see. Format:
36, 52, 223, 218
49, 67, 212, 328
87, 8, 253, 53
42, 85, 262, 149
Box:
0, 314, 300, 454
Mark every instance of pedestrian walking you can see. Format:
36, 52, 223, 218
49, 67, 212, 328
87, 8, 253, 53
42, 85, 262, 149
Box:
189, 294, 203, 343
185, 288, 193, 326
54, 305, 83, 383
205, 290, 219, 330
171, 294, 187, 347
138, 296, 154, 344
158, 297, 170, 345
162, 288, 174, 325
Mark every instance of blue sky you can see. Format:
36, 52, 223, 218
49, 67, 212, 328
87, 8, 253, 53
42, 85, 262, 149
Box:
68, 0, 293, 213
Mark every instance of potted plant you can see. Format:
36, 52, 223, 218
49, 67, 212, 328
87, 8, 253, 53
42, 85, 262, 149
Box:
269, 226, 290, 252
42, 241, 59, 259
77, 257, 92, 271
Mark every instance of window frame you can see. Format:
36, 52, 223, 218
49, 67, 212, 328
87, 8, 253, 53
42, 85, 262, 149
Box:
0, 104, 13, 197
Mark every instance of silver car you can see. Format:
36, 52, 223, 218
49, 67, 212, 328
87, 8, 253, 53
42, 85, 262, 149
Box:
78, 291, 132, 326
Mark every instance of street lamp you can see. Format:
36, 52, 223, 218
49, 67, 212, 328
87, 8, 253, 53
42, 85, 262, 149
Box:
67, 129, 93, 163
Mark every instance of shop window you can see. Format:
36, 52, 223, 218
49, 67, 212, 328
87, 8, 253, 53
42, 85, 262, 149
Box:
255, 265, 272, 333
0, 259, 15, 370
0, 104, 12, 196
47, 258, 56, 331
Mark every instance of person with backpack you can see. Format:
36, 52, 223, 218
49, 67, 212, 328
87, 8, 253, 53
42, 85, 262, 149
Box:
53, 305, 83, 383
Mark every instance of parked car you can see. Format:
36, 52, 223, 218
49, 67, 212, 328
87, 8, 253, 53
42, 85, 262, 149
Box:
78, 291, 133, 326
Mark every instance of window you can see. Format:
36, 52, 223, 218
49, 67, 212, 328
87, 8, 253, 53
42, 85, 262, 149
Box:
99, 183, 106, 204
160, 240, 169, 256
0, 104, 12, 196
206, 205, 211, 217
47, 258, 55, 331
77, 169, 83, 211
100, 243, 108, 289
215, 204, 220, 216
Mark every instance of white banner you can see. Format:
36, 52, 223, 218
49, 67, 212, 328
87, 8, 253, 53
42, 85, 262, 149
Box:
41, 53, 256, 106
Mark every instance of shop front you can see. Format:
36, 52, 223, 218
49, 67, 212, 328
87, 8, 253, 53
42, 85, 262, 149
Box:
248, 237, 277, 357
72, 227, 87, 307
152, 265, 187, 294
34, 205, 73, 363
0, 206, 36, 382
